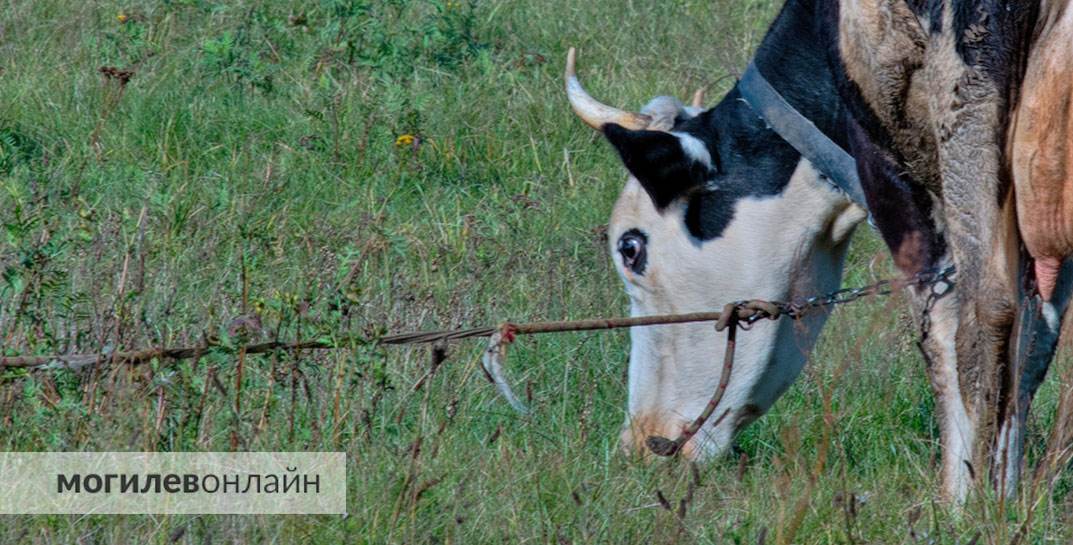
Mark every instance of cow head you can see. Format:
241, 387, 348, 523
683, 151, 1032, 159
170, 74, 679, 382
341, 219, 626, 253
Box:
566, 49, 867, 460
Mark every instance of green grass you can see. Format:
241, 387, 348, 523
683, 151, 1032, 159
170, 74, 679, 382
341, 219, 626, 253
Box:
1, 0, 1071, 542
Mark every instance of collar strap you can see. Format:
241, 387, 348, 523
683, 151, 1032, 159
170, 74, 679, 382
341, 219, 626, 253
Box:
737, 62, 868, 211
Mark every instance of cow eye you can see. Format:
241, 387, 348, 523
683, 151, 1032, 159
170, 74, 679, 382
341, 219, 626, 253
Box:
617, 230, 647, 273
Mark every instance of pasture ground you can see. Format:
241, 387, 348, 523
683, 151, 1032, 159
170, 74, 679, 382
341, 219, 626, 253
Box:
1, 0, 1071, 542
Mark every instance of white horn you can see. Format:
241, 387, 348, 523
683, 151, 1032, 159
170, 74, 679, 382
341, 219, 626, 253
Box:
565, 48, 651, 131
691, 88, 706, 109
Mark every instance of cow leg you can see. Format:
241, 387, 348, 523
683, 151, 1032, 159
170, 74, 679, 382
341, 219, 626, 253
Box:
899, 270, 978, 503
844, 117, 976, 501
831, 1, 980, 499
918, 3, 1048, 498
994, 257, 1073, 494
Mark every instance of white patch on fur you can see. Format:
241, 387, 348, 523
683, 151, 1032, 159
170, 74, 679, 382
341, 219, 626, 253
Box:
1042, 300, 1060, 332
671, 132, 713, 169
832, 204, 868, 243
682, 106, 705, 118
924, 290, 975, 503
641, 96, 686, 131
995, 417, 1023, 496
611, 159, 863, 458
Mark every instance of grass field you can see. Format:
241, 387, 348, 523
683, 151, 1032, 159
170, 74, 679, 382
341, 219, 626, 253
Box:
1, 0, 1072, 543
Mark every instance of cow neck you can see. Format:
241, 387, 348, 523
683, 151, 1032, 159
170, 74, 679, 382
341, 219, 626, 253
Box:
748, 0, 844, 146
740, 0, 866, 211
737, 64, 866, 210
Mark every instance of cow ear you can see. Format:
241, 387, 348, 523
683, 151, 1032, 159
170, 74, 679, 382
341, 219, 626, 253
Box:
603, 123, 715, 210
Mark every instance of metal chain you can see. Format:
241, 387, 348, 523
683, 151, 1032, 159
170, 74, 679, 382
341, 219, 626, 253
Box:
918, 265, 957, 346
727, 265, 957, 329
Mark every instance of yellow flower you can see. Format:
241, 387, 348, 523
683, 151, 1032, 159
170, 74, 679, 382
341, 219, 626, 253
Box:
117, 13, 128, 23
395, 134, 415, 147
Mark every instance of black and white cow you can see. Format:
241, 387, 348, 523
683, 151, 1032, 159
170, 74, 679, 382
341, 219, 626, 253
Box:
567, 0, 1073, 502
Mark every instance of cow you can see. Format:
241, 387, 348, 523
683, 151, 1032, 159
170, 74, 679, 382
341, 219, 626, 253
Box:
565, 0, 1073, 502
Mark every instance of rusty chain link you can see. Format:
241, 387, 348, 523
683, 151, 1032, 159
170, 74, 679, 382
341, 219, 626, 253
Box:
724, 265, 958, 328
917, 265, 957, 345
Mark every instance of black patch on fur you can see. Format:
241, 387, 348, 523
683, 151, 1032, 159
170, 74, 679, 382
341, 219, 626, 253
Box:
668, 0, 852, 241
949, 0, 1039, 206
845, 115, 946, 273
951, 0, 1038, 86
819, 0, 910, 163
907, 0, 944, 34
679, 91, 801, 240
817, 0, 947, 271
603, 124, 714, 210
751, 0, 850, 150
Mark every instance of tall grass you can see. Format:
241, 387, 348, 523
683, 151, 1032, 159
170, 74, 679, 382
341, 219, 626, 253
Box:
0, 0, 1070, 542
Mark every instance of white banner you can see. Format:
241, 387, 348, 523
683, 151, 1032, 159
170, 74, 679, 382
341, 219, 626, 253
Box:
0, 452, 346, 514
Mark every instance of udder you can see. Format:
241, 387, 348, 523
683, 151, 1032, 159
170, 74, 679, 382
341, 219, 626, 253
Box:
1012, 4, 1073, 300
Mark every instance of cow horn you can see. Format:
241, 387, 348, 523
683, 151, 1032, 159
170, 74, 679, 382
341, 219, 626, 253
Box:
691, 88, 706, 109
565, 48, 651, 131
